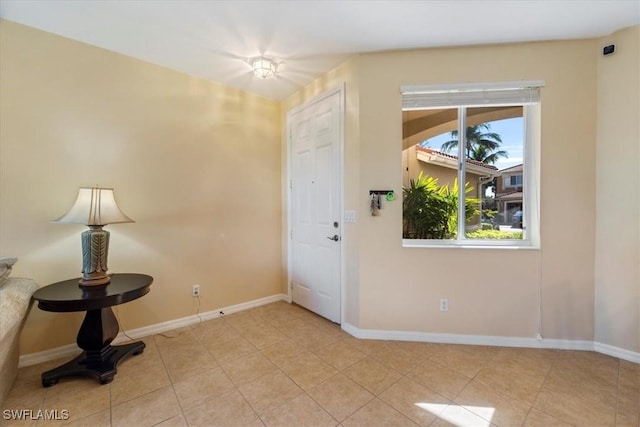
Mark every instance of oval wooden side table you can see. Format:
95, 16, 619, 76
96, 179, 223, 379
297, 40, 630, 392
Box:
32, 273, 153, 387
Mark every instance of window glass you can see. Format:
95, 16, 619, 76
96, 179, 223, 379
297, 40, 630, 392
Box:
402, 102, 532, 244
402, 108, 459, 239
464, 108, 525, 240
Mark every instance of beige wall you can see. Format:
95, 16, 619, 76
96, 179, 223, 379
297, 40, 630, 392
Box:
287, 38, 600, 341
0, 20, 283, 354
356, 40, 597, 339
595, 26, 640, 352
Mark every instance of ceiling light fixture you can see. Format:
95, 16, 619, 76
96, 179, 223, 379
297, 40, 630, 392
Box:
251, 57, 277, 79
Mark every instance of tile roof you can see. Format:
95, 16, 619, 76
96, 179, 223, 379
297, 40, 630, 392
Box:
499, 163, 523, 173
495, 191, 523, 201
416, 146, 499, 171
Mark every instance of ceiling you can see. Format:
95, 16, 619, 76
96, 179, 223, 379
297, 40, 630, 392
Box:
1, 1, 638, 100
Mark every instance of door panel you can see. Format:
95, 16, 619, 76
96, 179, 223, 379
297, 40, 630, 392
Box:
290, 90, 342, 323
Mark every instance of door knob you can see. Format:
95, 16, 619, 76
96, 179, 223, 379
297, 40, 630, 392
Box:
326, 235, 340, 241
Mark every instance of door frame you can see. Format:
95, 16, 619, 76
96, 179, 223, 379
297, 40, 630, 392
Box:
286, 84, 345, 324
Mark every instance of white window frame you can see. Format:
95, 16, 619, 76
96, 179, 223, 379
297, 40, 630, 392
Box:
401, 81, 543, 249
505, 174, 523, 188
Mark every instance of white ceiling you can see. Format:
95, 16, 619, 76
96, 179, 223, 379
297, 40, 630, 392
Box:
1, 1, 639, 100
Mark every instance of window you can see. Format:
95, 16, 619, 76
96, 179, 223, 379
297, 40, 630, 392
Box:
509, 175, 523, 187
401, 81, 542, 247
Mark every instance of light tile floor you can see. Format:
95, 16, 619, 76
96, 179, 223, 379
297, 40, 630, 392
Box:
3, 301, 639, 426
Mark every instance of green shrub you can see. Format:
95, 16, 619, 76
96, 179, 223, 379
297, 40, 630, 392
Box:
483, 209, 498, 219
403, 172, 479, 239
402, 173, 451, 239
465, 229, 523, 240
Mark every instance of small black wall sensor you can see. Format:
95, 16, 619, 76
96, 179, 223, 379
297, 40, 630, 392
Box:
603, 44, 615, 56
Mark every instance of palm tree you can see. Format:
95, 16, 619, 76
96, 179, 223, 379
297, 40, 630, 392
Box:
440, 123, 507, 220
440, 123, 507, 164
468, 143, 508, 164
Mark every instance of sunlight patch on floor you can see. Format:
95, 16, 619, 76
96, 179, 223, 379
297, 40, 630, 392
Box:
416, 402, 494, 427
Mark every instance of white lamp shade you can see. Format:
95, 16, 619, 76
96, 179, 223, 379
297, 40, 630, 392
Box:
54, 187, 134, 226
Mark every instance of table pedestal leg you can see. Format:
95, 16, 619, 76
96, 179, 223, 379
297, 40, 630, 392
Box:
42, 307, 145, 387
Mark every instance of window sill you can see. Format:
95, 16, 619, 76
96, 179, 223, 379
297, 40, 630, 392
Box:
402, 239, 540, 250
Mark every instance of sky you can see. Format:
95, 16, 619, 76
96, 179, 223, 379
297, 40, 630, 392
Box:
421, 117, 524, 171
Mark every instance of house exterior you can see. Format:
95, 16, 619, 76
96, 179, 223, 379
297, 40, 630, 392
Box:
495, 163, 524, 224
402, 145, 498, 228
403, 146, 498, 201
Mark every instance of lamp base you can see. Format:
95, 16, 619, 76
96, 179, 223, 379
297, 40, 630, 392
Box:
80, 225, 111, 288
79, 275, 111, 287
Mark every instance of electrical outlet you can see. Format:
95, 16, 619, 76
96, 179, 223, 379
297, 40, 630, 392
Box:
192, 284, 200, 297
439, 298, 449, 312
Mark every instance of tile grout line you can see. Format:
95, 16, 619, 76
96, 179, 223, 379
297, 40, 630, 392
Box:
108, 378, 113, 427
522, 351, 560, 425
220, 314, 294, 425
378, 351, 458, 426
447, 347, 502, 426
613, 358, 620, 426
10, 302, 637, 427
252, 313, 372, 426
244, 311, 300, 425
115, 300, 189, 426
379, 366, 424, 425
152, 333, 189, 426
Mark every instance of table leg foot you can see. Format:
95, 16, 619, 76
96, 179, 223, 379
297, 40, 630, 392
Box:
99, 374, 115, 385
41, 341, 145, 387
42, 377, 59, 388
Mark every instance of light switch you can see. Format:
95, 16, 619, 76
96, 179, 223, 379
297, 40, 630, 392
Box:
344, 210, 357, 223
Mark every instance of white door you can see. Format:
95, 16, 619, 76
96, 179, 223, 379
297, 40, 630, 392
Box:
289, 89, 343, 323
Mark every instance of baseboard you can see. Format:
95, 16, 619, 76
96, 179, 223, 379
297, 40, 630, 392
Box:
18, 343, 81, 368
18, 293, 288, 368
594, 341, 640, 364
111, 293, 288, 342
341, 323, 640, 363
20, 296, 639, 368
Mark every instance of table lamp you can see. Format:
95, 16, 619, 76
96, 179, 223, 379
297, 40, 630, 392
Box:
54, 187, 134, 287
